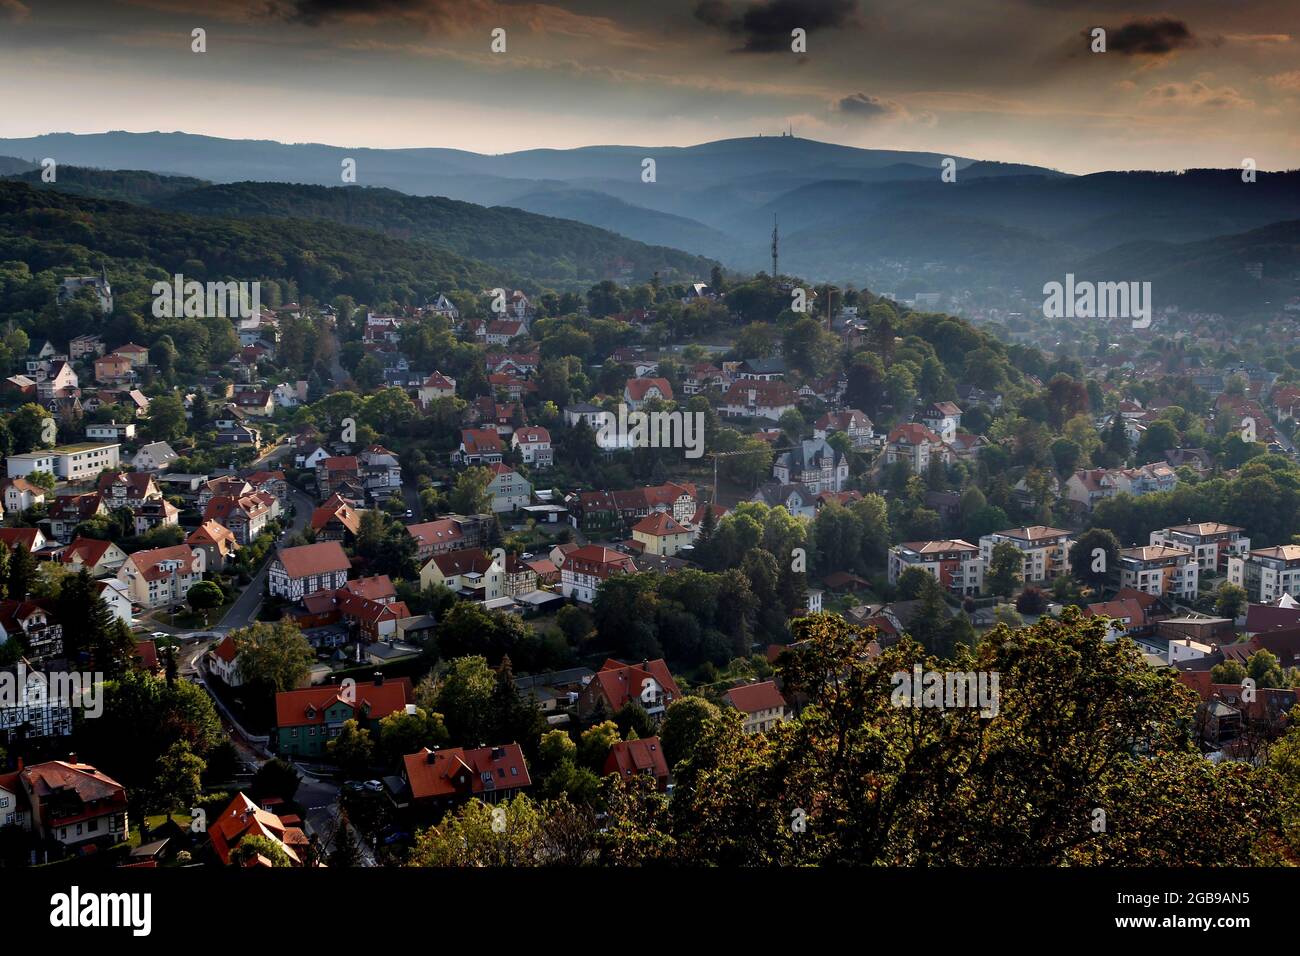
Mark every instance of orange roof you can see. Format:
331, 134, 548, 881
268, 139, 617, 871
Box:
208, 793, 304, 867
625, 377, 674, 402
603, 737, 669, 781
406, 518, 464, 549
125, 544, 198, 581
310, 494, 361, 535
342, 575, 396, 602
632, 511, 688, 536
275, 678, 411, 728
722, 680, 786, 714
188, 519, 239, 554
589, 658, 681, 711
60, 536, 118, 566
403, 744, 531, 801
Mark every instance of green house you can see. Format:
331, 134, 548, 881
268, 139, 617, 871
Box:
274, 677, 411, 759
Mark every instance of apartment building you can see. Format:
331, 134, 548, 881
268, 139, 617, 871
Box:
5, 442, 120, 481
888, 539, 984, 596
1118, 545, 1199, 600
1149, 522, 1251, 577
979, 526, 1075, 585
1229, 546, 1300, 604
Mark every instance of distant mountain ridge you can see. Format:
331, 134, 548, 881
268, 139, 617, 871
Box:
1, 131, 1296, 309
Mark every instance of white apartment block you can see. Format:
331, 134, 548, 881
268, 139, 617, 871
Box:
1229, 546, 1300, 604
6, 443, 120, 481
1149, 522, 1250, 578
888, 539, 984, 596
979, 526, 1074, 586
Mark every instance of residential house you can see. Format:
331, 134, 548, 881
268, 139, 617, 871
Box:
208, 792, 310, 867
68, 334, 105, 360
130, 441, 178, 472
84, 421, 135, 443
631, 511, 693, 558
203, 492, 273, 545
578, 658, 681, 721
0, 477, 45, 514
406, 518, 468, 560
59, 537, 128, 578
267, 541, 351, 601
719, 380, 799, 421
0, 601, 64, 663
420, 548, 504, 602
813, 409, 874, 448
17, 759, 129, 851
921, 402, 963, 442
96, 579, 133, 625
93, 353, 134, 385
117, 544, 201, 609
750, 482, 816, 519
882, 423, 950, 472
454, 429, 504, 467
132, 498, 180, 537
772, 438, 849, 493
561, 546, 637, 603
0, 527, 47, 554
274, 675, 411, 758
316, 456, 361, 500
310, 494, 363, 543
0, 660, 73, 745
45, 492, 106, 543
624, 377, 673, 410
209, 635, 244, 687
722, 681, 789, 734
97, 470, 160, 510
401, 744, 531, 813
359, 445, 402, 500
603, 737, 670, 790
511, 426, 553, 468
486, 463, 531, 513
187, 520, 240, 572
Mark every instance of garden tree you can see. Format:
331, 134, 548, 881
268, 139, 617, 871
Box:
1210, 659, 1248, 684
231, 619, 315, 694
252, 758, 302, 803
152, 741, 206, 816
1136, 419, 1179, 464
327, 719, 375, 775
435, 655, 498, 746
901, 572, 955, 657
895, 566, 938, 601
187, 579, 224, 623
593, 573, 662, 660
613, 701, 655, 741
555, 604, 593, 644
647, 610, 1285, 865
1215, 582, 1248, 621
231, 835, 292, 867
742, 548, 787, 641
406, 794, 601, 867
985, 541, 1023, 599
1016, 586, 1048, 616
491, 656, 548, 757
6, 543, 35, 600
145, 392, 188, 443
660, 696, 721, 768
449, 466, 493, 515
8, 403, 54, 453
203, 740, 241, 786
993, 604, 1024, 628
377, 706, 449, 764
79, 671, 222, 795
1246, 649, 1287, 690
578, 720, 622, 771
1070, 528, 1120, 588
330, 810, 363, 867
538, 757, 602, 805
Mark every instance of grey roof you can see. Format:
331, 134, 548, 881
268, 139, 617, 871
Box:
515, 667, 594, 691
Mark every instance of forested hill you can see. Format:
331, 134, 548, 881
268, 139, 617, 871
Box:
155, 181, 715, 288
3, 162, 209, 204
0, 180, 511, 315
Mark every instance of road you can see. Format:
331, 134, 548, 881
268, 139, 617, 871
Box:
217, 485, 316, 630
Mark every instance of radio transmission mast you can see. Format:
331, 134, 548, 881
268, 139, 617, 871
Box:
771, 216, 779, 280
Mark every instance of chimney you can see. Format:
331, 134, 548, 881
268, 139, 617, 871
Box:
373, 672, 384, 686
67, 752, 77, 764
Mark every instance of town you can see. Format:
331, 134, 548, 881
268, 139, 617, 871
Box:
0, 252, 1297, 870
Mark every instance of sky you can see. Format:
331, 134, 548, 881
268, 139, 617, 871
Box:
1, 0, 1297, 173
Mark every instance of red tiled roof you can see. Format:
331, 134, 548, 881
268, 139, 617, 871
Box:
625, 377, 673, 402
403, 743, 531, 801
0, 527, 42, 551
722, 680, 786, 714
603, 737, 669, 781
275, 678, 412, 728
589, 658, 680, 711
632, 511, 687, 536
275, 541, 350, 579
208, 793, 304, 867
125, 544, 198, 581
342, 575, 396, 602
61, 536, 117, 567
406, 519, 464, 550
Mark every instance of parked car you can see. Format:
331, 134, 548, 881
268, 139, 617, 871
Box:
363, 780, 384, 793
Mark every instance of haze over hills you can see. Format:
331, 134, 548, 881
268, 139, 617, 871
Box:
1, 130, 1297, 311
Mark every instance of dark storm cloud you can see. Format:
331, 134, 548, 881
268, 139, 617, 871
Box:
282, 0, 432, 26
836, 92, 900, 119
1096, 16, 1197, 55
693, 0, 857, 53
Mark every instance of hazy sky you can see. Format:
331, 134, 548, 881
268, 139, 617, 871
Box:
2, 0, 1297, 172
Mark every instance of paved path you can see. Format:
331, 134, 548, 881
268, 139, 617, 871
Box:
217, 486, 315, 630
